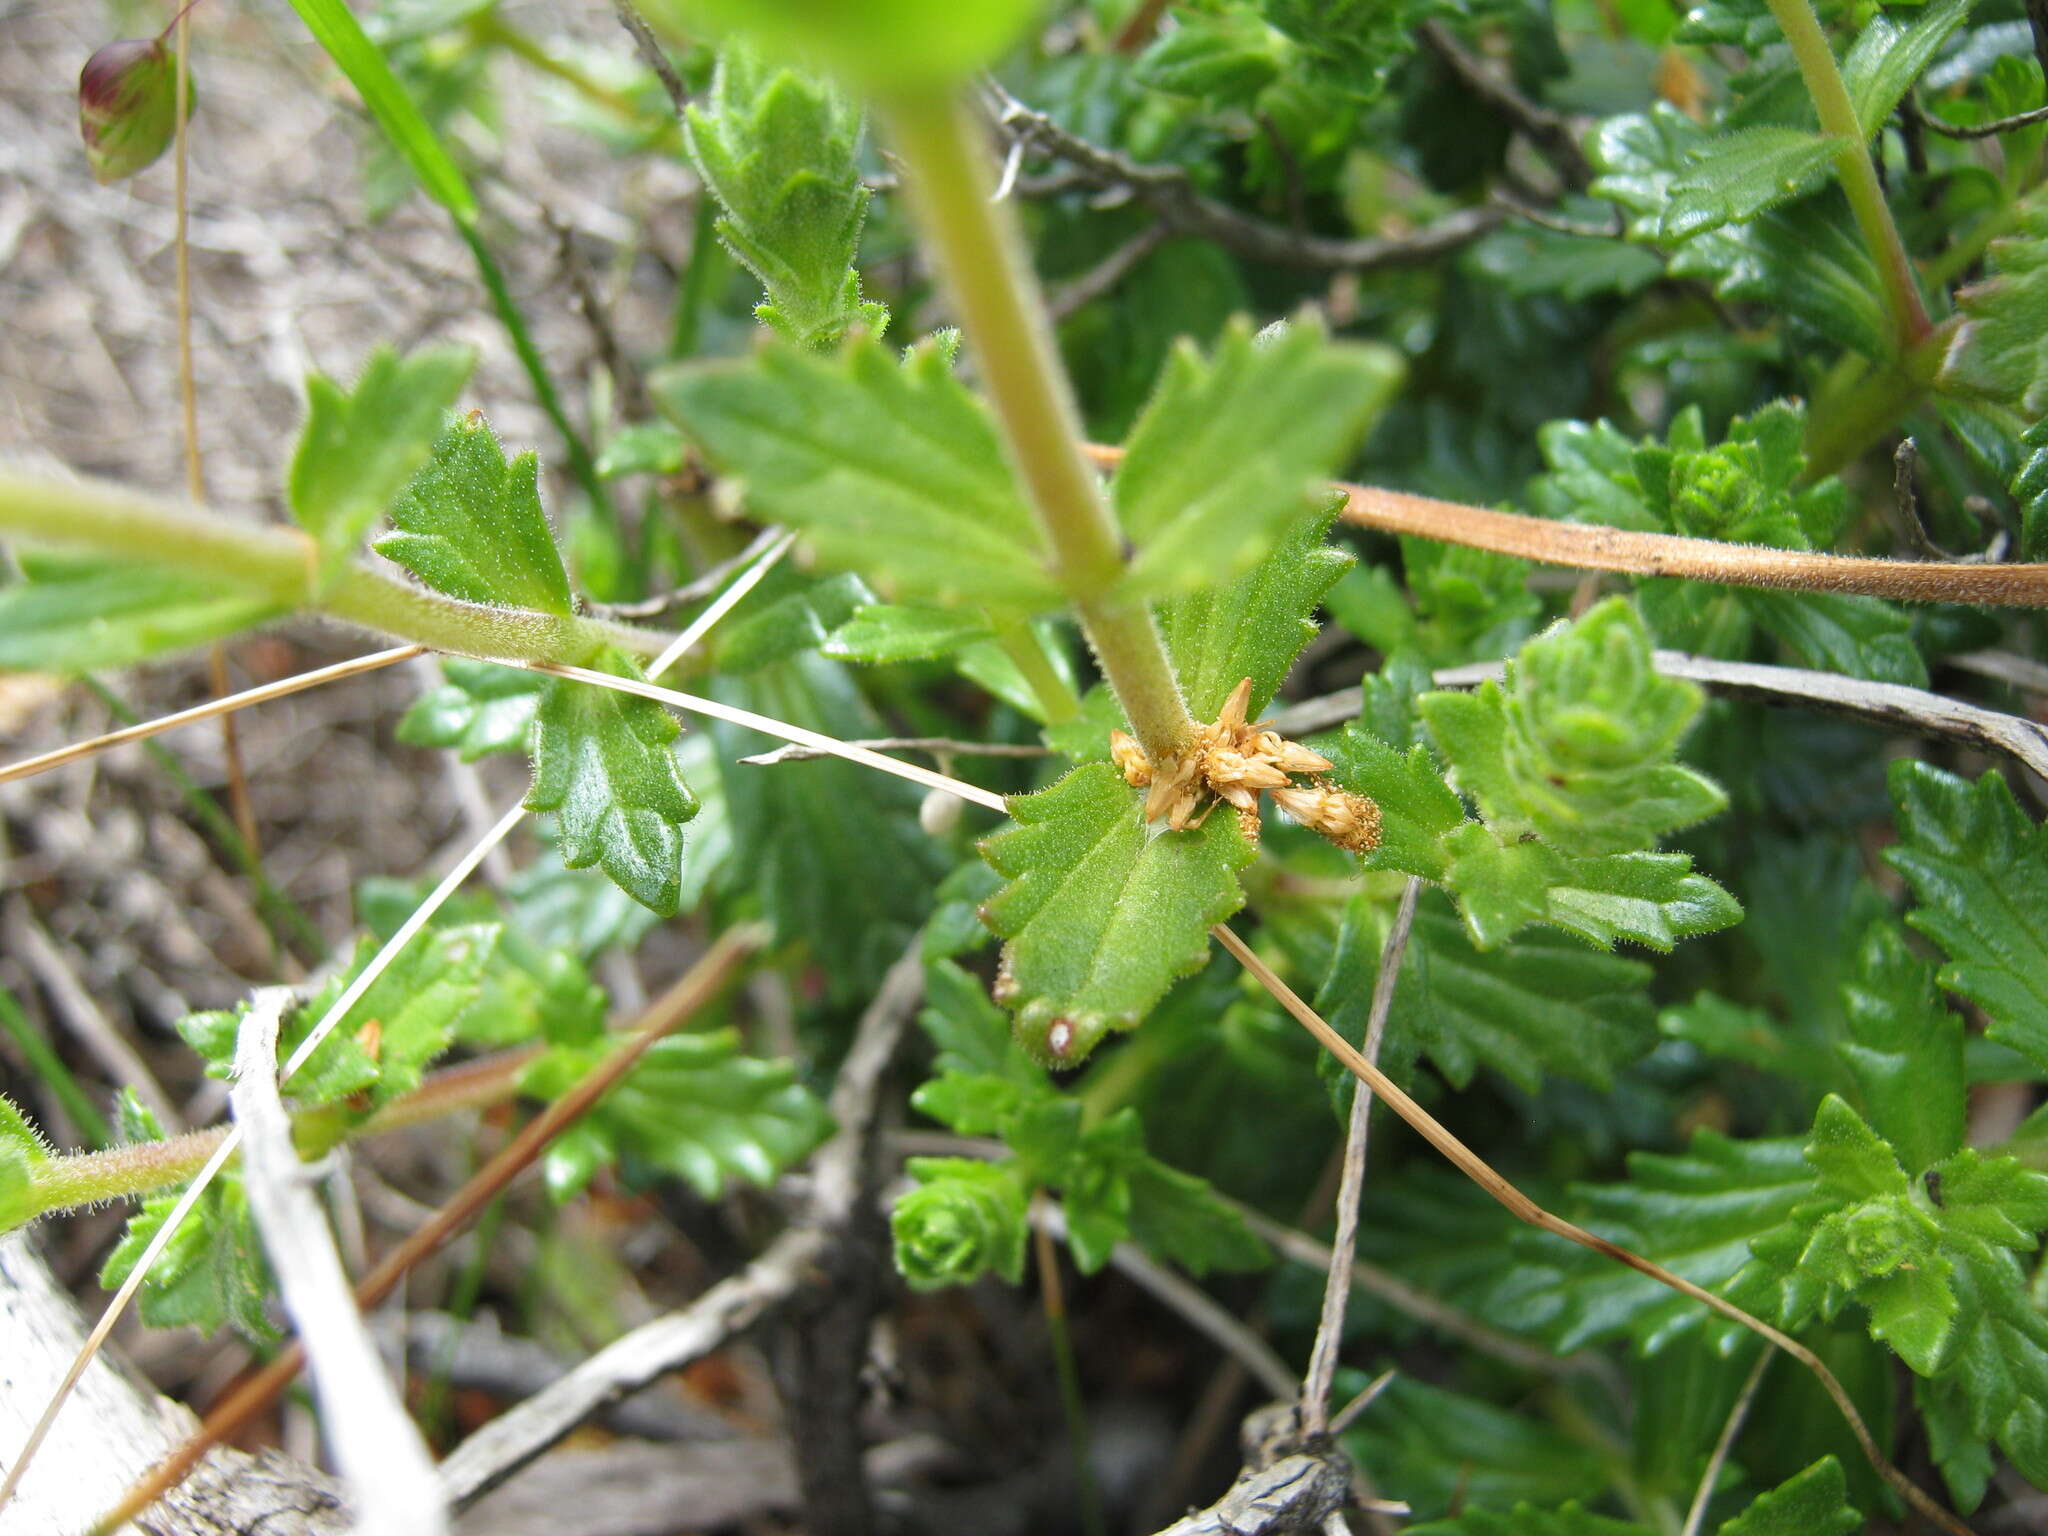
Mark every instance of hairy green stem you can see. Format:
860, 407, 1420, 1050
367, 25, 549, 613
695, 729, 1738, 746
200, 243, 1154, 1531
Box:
1802, 325, 1953, 479
10, 1039, 546, 1227
1765, 0, 1932, 352
0, 466, 673, 665
878, 89, 1191, 764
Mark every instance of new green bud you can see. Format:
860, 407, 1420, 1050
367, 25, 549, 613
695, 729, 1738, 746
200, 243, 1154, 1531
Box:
78, 36, 188, 184
891, 1157, 1027, 1290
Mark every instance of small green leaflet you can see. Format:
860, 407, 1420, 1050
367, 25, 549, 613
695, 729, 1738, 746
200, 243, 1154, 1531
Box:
1377, 896, 1658, 1096
1885, 761, 2048, 1073
101, 1175, 274, 1341
521, 1027, 830, 1204
595, 421, 687, 479
652, 336, 1062, 610
1156, 492, 1352, 719
683, 43, 885, 348
1439, 829, 1741, 952
1323, 687, 1467, 882
1133, 3, 1288, 106
713, 572, 875, 674
288, 342, 475, 575
980, 762, 1253, 1064
397, 658, 546, 760
526, 647, 699, 917
1940, 183, 2048, 416
1837, 920, 1964, 1179
1110, 316, 1399, 598
0, 552, 284, 673
374, 412, 575, 614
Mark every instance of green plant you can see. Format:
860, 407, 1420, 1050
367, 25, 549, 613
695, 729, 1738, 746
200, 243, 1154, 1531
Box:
8, 0, 2048, 1532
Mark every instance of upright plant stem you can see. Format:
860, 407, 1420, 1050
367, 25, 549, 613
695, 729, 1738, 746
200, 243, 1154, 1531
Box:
1765, 0, 1931, 351
878, 89, 1191, 765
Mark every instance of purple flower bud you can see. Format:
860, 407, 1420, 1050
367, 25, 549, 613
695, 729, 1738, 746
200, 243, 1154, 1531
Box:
78, 37, 188, 184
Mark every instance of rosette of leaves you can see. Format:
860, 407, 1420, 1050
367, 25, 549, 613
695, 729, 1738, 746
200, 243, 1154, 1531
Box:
1331, 597, 1740, 951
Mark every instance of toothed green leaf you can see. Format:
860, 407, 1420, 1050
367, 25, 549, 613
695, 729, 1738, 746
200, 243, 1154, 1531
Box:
683, 43, 885, 348
397, 658, 546, 760
823, 603, 994, 663
526, 647, 700, 917
1941, 183, 2048, 415
1716, 1458, 1861, 1536
374, 412, 574, 614
1157, 491, 1352, 719
520, 1027, 830, 1204
289, 343, 475, 575
1111, 316, 1399, 599
1885, 761, 2048, 1073
653, 336, 1061, 610
980, 762, 1253, 1065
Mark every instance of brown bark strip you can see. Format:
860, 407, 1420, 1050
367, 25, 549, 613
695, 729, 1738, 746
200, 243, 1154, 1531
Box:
1080, 443, 2048, 608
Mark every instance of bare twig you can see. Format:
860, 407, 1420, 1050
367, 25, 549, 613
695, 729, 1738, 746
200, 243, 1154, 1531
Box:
1267, 650, 2048, 783
1488, 186, 1626, 238
1209, 925, 1972, 1536
231, 990, 446, 1536
982, 82, 1507, 272
1299, 879, 1420, 1435
1079, 442, 2048, 607
1680, 1349, 1771, 1536
1950, 648, 2048, 696
1419, 21, 1593, 188
1917, 100, 2048, 139
611, 0, 687, 119
436, 947, 924, 1509
739, 736, 1051, 767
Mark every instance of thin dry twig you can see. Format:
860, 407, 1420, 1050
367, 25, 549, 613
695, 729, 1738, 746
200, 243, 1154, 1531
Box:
1326, 1368, 1397, 1439
1917, 100, 2048, 139
89, 930, 762, 1534
435, 945, 924, 1509
586, 526, 790, 622
1268, 650, 2048, 782
982, 82, 1507, 272
611, 0, 687, 118
1208, 923, 1972, 1536
1048, 221, 1174, 323
1299, 878, 1420, 1435
231, 990, 447, 1536
1680, 1349, 1771, 1536
0, 646, 424, 786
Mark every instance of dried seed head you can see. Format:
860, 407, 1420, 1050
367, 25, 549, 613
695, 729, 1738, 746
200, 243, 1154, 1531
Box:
1272, 780, 1383, 854
1109, 729, 1152, 787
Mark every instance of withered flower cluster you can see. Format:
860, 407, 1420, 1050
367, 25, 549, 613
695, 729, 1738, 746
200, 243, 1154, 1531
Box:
1110, 678, 1381, 854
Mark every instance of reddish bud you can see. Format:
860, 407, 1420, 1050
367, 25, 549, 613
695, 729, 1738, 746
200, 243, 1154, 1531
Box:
78, 37, 187, 184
